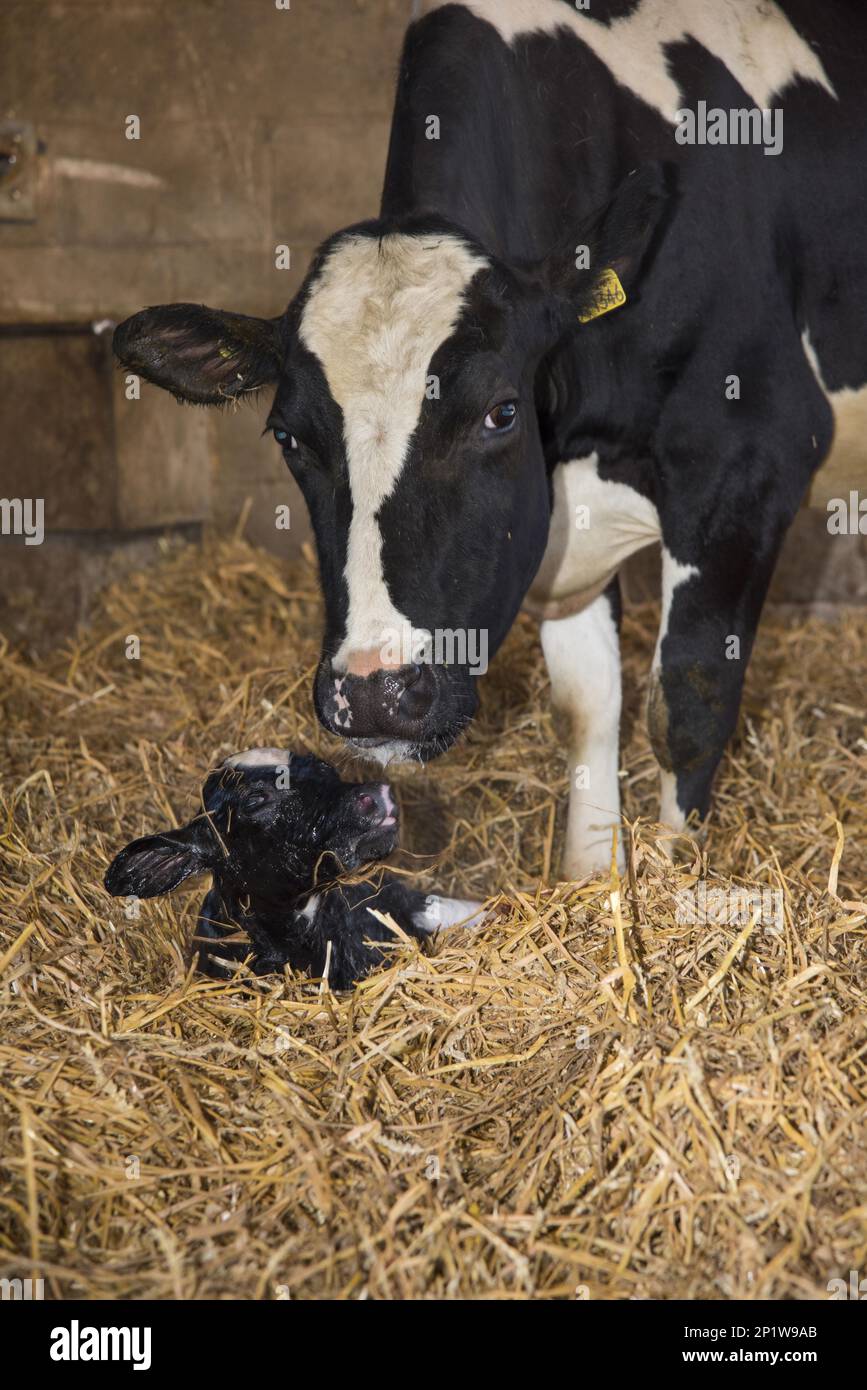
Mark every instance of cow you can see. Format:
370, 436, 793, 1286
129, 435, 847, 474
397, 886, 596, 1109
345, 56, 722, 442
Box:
104, 748, 483, 987
112, 0, 867, 878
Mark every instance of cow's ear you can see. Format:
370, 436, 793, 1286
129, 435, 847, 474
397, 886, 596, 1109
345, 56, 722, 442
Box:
542, 162, 671, 322
113, 303, 283, 404
104, 820, 216, 899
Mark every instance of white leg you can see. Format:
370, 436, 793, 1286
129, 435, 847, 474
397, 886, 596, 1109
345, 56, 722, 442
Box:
648, 548, 699, 834
541, 592, 623, 879
658, 770, 685, 830
413, 896, 486, 933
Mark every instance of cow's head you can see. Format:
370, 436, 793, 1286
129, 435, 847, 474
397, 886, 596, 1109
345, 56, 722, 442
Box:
114, 165, 667, 764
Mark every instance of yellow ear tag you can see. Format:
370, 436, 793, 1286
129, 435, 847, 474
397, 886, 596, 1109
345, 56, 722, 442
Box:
577, 267, 627, 324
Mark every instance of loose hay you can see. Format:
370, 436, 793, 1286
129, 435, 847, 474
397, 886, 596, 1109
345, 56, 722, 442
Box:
1, 533, 865, 1300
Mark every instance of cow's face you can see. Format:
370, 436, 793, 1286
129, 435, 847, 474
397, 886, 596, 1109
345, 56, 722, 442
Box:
272, 224, 561, 763
113, 166, 667, 764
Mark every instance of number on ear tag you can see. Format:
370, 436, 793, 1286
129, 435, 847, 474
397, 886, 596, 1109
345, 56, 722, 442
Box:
578, 268, 627, 324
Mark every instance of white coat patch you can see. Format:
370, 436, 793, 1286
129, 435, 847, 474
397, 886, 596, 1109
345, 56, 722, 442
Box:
801, 330, 867, 506
527, 453, 662, 612
299, 232, 488, 672
651, 548, 699, 832
421, 0, 835, 122
413, 896, 486, 932
299, 893, 321, 924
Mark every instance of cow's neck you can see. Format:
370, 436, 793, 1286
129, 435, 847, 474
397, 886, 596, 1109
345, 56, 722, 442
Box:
379, 3, 652, 464
379, 7, 615, 263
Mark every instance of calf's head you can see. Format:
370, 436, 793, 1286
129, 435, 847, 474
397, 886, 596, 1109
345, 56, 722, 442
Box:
114, 165, 667, 763
104, 749, 400, 904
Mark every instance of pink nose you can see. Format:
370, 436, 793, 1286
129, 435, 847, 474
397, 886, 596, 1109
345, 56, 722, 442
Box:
355, 784, 397, 827
344, 648, 400, 677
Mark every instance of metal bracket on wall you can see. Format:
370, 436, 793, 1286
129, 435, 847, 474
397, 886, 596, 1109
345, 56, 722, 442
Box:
0, 120, 38, 221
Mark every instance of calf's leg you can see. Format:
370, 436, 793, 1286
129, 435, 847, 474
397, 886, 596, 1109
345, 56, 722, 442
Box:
413, 897, 486, 932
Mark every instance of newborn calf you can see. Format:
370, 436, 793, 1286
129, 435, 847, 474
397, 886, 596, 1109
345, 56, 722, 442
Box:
104, 748, 483, 988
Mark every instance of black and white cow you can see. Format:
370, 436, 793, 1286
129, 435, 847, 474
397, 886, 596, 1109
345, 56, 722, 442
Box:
113, 1, 867, 877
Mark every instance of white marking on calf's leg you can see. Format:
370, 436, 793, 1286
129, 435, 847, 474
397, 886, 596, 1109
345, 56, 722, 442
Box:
413, 896, 486, 933
541, 592, 623, 880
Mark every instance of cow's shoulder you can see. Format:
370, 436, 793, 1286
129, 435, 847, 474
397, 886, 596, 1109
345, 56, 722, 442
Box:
418, 0, 835, 120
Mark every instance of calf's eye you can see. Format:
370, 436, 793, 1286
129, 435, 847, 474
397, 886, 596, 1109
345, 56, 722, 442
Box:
483, 401, 519, 433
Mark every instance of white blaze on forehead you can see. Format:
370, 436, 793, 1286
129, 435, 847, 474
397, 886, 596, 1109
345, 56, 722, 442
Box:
223, 748, 291, 769
299, 232, 488, 671
421, 0, 835, 120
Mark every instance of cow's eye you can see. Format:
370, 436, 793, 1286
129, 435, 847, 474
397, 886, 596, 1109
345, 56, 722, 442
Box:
273, 428, 298, 450
242, 790, 269, 812
483, 401, 519, 433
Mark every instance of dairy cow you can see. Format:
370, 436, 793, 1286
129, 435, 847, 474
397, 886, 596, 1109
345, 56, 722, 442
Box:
113, 1, 867, 875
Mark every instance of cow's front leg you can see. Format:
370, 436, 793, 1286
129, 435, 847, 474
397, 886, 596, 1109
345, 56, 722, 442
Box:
648, 546, 773, 839
541, 581, 623, 879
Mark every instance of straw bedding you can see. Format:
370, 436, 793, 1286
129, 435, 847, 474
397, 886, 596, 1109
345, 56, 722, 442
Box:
1, 532, 865, 1300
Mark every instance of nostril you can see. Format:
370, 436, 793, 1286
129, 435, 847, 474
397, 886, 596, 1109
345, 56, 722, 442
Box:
397, 663, 436, 720
356, 793, 377, 815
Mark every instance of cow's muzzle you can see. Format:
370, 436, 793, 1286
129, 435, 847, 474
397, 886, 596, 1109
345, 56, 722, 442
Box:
315, 660, 437, 738
313, 657, 478, 758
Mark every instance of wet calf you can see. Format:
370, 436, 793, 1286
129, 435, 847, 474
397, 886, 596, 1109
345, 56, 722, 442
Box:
104, 748, 483, 989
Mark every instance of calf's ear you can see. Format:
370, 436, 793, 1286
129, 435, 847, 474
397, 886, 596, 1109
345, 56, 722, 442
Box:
104, 821, 215, 899
113, 303, 283, 404
541, 162, 671, 322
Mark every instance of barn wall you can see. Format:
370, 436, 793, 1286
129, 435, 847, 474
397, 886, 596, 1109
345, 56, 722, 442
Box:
0, 0, 865, 643
0, 0, 408, 639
